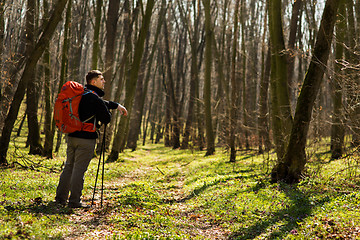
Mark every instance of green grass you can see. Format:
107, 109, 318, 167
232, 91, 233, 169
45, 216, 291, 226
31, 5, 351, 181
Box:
1, 136, 360, 239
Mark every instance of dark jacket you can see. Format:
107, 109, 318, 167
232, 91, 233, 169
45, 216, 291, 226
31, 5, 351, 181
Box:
68, 84, 118, 139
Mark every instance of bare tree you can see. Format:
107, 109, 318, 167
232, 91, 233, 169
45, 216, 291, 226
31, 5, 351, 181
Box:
271, 0, 340, 183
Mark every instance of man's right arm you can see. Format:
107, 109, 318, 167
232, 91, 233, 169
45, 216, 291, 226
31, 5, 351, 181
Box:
93, 97, 112, 125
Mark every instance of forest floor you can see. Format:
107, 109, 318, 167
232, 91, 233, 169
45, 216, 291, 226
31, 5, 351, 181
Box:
1, 137, 360, 239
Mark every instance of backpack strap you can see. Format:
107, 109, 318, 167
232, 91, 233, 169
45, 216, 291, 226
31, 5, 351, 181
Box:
62, 95, 81, 122
82, 89, 97, 130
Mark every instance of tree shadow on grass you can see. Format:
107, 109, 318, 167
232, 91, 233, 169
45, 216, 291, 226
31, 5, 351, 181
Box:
228, 183, 331, 240
165, 171, 257, 204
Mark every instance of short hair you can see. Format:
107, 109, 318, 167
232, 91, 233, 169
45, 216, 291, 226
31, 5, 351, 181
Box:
86, 70, 102, 84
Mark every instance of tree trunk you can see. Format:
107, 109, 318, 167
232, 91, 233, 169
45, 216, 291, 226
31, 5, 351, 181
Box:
330, 2, 345, 159
0, 0, 69, 165
162, 16, 181, 149
42, 45, 53, 158
345, 0, 360, 147
202, 0, 215, 156
91, 0, 102, 69
0, 0, 4, 105
229, 0, 240, 162
25, 0, 43, 155
287, 0, 302, 113
268, 0, 293, 160
42, 0, 54, 158
0, 0, 4, 62
102, 0, 119, 98
258, 2, 271, 153
196, 36, 206, 151
69, 0, 87, 81
150, 54, 164, 144
127, 33, 150, 150
240, 0, 249, 150
258, 47, 272, 153
271, 0, 340, 183
149, 70, 157, 143
142, 68, 157, 146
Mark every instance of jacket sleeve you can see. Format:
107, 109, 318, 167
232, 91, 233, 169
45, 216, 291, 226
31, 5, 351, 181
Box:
93, 97, 112, 125
104, 100, 119, 110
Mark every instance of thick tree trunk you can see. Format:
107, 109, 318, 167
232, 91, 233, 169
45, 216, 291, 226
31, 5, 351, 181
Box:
271, 0, 340, 183
0, 0, 69, 165
203, 0, 215, 156
268, 0, 293, 160
25, 0, 43, 155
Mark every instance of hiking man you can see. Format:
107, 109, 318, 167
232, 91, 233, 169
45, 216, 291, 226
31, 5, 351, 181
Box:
55, 70, 127, 208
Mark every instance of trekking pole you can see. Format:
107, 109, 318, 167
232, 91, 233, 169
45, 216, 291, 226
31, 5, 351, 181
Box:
91, 124, 107, 207
100, 124, 107, 208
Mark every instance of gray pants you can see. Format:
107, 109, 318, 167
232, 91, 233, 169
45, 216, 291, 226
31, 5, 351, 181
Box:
55, 136, 96, 205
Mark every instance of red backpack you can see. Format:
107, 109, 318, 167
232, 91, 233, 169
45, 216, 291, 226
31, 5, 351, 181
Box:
53, 81, 96, 133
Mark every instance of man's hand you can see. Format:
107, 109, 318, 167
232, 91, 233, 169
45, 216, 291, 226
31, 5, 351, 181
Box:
118, 104, 128, 116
